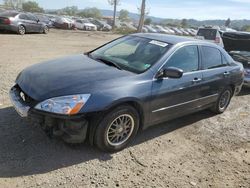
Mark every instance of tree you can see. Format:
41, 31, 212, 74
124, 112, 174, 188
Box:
137, 0, 146, 32
225, 18, 231, 27
144, 18, 152, 25
77, 7, 102, 19
241, 25, 250, 32
181, 18, 188, 28
22, 1, 44, 13
60, 6, 78, 16
4, 0, 24, 9
119, 9, 129, 21
108, 0, 120, 30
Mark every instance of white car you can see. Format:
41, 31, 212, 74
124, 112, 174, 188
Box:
75, 19, 97, 31
195, 26, 224, 48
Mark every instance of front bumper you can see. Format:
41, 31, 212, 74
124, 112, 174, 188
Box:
9, 86, 30, 117
9, 85, 89, 144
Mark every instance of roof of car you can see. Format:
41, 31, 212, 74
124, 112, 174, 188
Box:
131, 33, 198, 45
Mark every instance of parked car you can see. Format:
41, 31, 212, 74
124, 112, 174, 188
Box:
10, 33, 244, 152
88, 18, 112, 31
74, 19, 97, 31
144, 25, 157, 33
179, 28, 190, 36
54, 17, 75, 30
120, 22, 137, 31
164, 27, 175, 35
154, 25, 169, 34
195, 26, 224, 48
0, 11, 49, 35
228, 51, 250, 87
221, 31, 250, 87
171, 27, 183, 35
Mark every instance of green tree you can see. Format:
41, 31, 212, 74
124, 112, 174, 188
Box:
119, 9, 129, 21
241, 25, 250, 32
22, 1, 44, 12
60, 6, 78, 16
181, 18, 188, 28
108, 0, 120, 29
77, 7, 102, 19
4, 0, 24, 9
144, 18, 152, 25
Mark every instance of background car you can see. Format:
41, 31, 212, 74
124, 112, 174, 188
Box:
88, 18, 112, 31
0, 11, 49, 35
74, 19, 97, 31
195, 26, 224, 48
54, 17, 75, 30
229, 51, 250, 87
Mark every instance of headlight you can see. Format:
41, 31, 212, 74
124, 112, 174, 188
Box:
35, 94, 91, 115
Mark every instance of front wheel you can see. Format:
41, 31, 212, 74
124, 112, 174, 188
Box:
94, 105, 140, 152
211, 87, 232, 114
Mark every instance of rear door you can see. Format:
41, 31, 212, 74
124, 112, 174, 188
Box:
18, 13, 32, 32
199, 46, 231, 106
150, 45, 203, 124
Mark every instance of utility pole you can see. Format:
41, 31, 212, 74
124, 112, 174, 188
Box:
137, 0, 146, 32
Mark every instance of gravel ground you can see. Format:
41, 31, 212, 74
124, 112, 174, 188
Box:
0, 29, 249, 188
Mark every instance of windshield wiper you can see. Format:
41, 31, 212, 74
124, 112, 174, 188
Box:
96, 58, 122, 70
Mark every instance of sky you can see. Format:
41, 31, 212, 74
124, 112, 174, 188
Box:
1, 0, 250, 20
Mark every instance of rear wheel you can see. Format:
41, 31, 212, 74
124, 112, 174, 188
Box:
94, 105, 139, 152
17, 25, 25, 35
211, 87, 232, 114
43, 26, 49, 34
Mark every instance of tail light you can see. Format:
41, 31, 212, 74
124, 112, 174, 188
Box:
215, 37, 220, 43
3, 18, 11, 25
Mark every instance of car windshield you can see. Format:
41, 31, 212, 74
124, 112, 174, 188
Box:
197, 28, 217, 40
0, 11, 18, 17
89, 36, 172, 74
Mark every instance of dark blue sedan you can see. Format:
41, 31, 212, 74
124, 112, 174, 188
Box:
9, 33, 244, 152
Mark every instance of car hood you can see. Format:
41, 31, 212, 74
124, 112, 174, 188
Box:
16, 54, 134, 101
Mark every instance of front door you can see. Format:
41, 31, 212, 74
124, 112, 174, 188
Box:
150, 45, 203, 124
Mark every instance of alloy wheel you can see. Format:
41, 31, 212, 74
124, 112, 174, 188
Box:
106, 114, 135, 146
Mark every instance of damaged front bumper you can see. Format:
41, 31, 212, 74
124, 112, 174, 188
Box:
9, 86, 89, 144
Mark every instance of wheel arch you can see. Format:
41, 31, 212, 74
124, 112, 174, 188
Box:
87, 98, 146, 145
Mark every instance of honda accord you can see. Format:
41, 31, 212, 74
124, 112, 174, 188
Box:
9, 33, 244, 152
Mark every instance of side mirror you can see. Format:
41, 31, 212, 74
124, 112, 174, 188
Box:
37, 19, 40, 23
156, 67, 183, 79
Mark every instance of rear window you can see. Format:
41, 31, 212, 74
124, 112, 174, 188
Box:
197, 28, 217, 40
0, 12, 18, 17
202, 46, 223, 69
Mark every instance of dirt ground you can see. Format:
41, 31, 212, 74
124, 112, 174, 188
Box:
0, 29, 249, 188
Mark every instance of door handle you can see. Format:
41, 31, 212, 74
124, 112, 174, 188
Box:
223, 71, 230, 76
192, 78, 202, 83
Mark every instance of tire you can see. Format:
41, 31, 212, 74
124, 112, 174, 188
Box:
43, 26, 49, 34
94, 105, 140, 152
17, 25, 25, 35
211, 87, 233, 114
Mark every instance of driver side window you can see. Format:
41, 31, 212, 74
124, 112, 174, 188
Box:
164, 45, 199, 73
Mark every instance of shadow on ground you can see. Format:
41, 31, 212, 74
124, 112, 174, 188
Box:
0, 106, 215, 178
238, 87, 250, 96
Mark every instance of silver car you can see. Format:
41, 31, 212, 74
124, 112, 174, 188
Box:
0, 11, 49, 35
